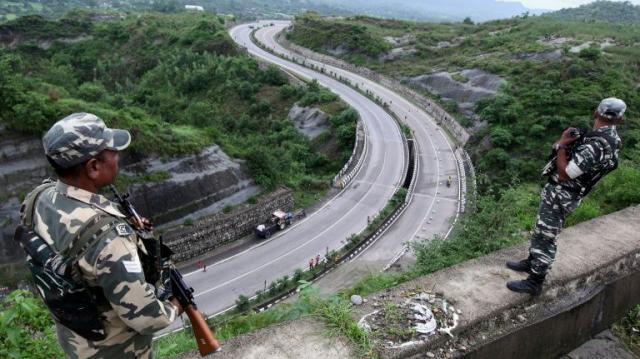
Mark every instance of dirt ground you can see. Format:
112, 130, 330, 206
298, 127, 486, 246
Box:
171, 317, 357, 359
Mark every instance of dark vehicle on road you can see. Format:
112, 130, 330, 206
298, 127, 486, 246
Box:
255, 209, 306, 238
255, 210, 293, 239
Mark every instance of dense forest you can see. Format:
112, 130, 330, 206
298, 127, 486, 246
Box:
288, 12, 640, 264
0, 11, 356, 206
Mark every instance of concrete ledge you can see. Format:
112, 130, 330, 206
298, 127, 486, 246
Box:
169, 206, 639, 359
353, 205, 640, 358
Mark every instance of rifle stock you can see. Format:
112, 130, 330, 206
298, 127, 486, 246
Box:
170, 268, 221, 355
185, 304, 221, 355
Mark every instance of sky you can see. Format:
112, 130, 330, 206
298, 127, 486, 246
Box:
503, 0, 640, 10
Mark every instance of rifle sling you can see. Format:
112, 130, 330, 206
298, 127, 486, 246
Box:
63, 215, 121, 259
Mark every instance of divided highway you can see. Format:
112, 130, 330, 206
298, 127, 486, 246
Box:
161, 20, 462, 334
250, 22, 461, 277
159, 21, 406, 334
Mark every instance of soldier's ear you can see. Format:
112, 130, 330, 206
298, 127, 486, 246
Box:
85, 157, 101, 181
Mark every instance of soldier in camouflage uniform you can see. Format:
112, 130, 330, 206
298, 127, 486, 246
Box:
22, 113, 181, 358
506, 98, 625, 296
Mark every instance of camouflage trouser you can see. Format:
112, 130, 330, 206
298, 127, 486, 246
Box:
529, 182, 582, 277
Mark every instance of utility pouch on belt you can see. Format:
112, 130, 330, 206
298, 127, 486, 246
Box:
14, 182, 116, 341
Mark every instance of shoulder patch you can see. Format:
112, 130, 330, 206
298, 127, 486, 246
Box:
122, 260, 142, 273
115, 223, 133, 236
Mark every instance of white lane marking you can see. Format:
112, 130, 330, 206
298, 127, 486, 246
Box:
256, 22, 460, 263
192, 24, 401, 297
183, 26, 385, 278
195, 141, 391, 298
277, 21, 461, 262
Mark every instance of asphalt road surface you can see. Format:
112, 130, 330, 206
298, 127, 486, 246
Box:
158, 21, 407, 334
250, 21, 461, 290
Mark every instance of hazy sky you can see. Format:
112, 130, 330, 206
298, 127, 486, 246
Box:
503, 0, 640, 10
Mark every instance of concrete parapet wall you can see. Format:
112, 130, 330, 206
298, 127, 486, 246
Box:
164, 188, 294, 262
168, 209, 639, 358
352, 205, 640, 358
334, 119, 366, 189
169, 207, 639, 359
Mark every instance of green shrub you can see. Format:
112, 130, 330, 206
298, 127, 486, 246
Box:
0, 290, 62, 358
78, 81, 107, 102
235, 295, 251, 313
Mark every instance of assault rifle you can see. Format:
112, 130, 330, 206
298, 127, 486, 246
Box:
109, 185, 221, 355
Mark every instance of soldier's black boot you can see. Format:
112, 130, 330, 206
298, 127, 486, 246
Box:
506, 256, 532, 274
506, 274, 544, 296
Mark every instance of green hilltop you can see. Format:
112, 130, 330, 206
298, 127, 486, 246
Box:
545, 1, 640, 24
0, 11, 356, 205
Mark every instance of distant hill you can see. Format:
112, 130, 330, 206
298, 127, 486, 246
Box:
208, 0, 548, 21
317, 0, 545, 22
0, 0, 353, 23
545, 0, 640, 23
0, 0, 544, 23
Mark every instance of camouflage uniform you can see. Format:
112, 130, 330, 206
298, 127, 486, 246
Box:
23, 113, 178, 358
529, 126, 621, 277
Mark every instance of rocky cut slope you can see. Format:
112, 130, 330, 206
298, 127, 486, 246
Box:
0, 11, 355, 276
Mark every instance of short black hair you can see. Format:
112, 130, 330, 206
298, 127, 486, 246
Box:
46, 151, 108, 178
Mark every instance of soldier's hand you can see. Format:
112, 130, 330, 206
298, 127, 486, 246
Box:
170, 297, 184, 315
558, 127, 580, 146
141, 217, 153, 230
131, 216, 153, 230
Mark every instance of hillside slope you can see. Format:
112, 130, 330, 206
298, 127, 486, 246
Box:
545, 0, 640, 23
0, 11, 355, 194
287, 13, 640, 273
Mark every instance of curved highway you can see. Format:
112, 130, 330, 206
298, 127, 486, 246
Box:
161, 19, 462, 334
159, 21, 406, 334
251, 22, 461, 284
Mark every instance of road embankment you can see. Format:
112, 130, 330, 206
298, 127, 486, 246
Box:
172, 205, 640, 358
355, 205, 640, 358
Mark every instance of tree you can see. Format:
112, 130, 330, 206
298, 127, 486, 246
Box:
235, 295, 250, 313
490, 127, 513, 148
579, 47, 602, 61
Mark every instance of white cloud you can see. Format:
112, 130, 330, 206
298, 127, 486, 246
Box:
502, 0, 640, 10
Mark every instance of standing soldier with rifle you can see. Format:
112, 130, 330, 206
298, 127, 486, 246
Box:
506, 98, 625, 296
14, 113, 219, 358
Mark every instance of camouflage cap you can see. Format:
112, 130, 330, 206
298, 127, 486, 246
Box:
43, 113, 131, 169
597, 97, 626, 120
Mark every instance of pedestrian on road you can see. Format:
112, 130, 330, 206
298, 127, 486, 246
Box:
506, 98, 624, 296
